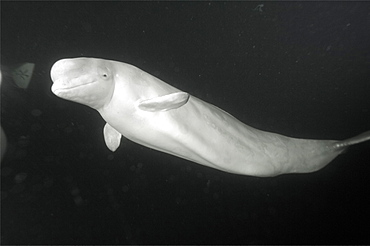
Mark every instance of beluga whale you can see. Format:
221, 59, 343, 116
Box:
50, 57, 370, 177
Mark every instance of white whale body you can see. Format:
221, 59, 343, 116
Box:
50, 57, 370, 177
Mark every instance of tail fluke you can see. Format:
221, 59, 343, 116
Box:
333, 131, 370, 149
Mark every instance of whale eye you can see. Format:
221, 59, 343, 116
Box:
98, 66, 110, 80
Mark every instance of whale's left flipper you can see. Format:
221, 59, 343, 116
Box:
137, 92, 189, 112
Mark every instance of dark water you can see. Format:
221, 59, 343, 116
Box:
1, 2, 370, 244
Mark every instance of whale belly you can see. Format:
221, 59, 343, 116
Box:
167, 97, 342, 176
103, 95, 343, 177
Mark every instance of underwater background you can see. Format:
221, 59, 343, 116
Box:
1, 1, 370, 244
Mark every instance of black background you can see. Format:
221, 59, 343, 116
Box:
1, 1, 370, 244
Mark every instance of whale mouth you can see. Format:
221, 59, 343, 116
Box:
52, 80, 97, 94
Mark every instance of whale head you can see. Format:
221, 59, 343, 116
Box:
50, 58, 115, 110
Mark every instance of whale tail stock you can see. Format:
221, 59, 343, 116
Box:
280, 130, 370, 176
332, 130, 370, 150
